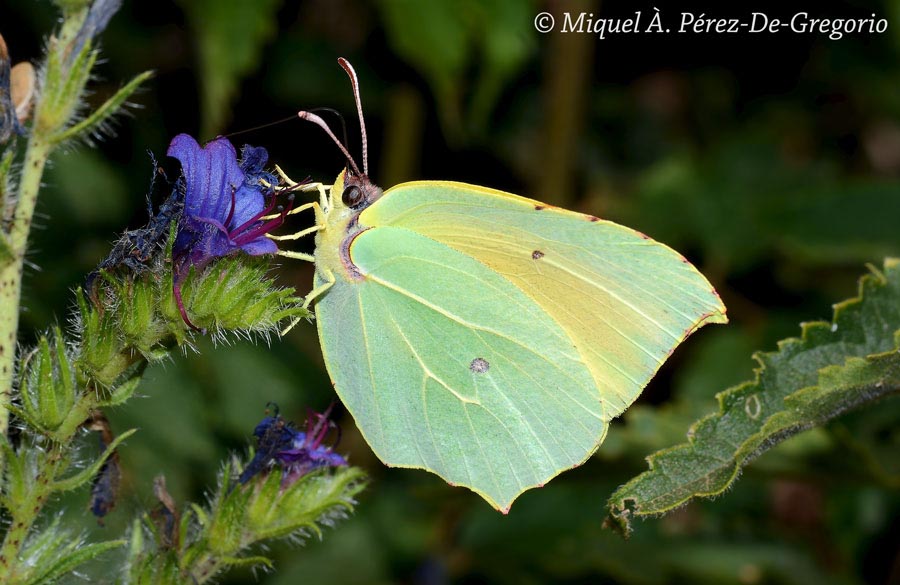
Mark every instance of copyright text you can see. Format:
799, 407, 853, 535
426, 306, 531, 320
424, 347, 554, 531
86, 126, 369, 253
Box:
533, 9, 889, 40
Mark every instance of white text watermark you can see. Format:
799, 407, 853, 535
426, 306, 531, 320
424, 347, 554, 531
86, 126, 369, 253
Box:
533, 8, 889, 40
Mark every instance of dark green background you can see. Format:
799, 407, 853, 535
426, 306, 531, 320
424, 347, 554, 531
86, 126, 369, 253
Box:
3, 0, 900, 583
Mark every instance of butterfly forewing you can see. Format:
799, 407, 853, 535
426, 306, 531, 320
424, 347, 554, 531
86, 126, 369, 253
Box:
359, 181, 728, 419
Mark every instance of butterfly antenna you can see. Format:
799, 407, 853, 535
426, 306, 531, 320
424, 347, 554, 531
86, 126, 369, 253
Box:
224, 115, 298, 139
297, 110, 362, 176
309, 107, 349, 154
337, 57, 368, 176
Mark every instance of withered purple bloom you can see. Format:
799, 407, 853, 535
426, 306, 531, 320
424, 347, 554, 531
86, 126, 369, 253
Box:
69, 0, 123, 64
239, 405, 347, 487
167, 134, 290, 327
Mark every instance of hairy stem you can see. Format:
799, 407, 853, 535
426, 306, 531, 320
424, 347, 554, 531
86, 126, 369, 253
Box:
0, 445, 63, 579
0, 134, 51, 440
191, 554, 222, 584
0, 5, 87, 442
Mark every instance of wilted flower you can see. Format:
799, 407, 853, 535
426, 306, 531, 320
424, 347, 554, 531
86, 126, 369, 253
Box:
240, 405, 347, 487
85, 153, 182, 301
87, 412, 121, 525
70, 0, 123, 64
167, 134, 291, 327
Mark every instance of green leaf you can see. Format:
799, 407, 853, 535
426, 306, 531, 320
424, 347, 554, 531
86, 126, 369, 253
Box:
180, 463, 366, 581
36, 40, 97, 135
0, 434, 27, 509
215, 554, 274, 571
608, 258, 900, 535
177, 0, 281, 137
165, 256, 309, 334
51, 70, 154, 144
53, 427, 137, 492
23, 538, 124, 585
14, 329, 79, 434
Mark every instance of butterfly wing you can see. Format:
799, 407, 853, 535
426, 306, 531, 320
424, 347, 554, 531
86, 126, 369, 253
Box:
315, 226, 609, 511
359, 181, 727, 418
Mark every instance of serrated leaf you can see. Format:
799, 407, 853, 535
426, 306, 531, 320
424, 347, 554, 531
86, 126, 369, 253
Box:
608, 258, 900, 535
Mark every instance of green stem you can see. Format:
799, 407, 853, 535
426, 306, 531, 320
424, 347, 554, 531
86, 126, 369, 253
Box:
0, 446, 62, 580
190, 553, 222, 584
0, 134, 51, 440
0, 497, 40, 579
0, 5, 87, 443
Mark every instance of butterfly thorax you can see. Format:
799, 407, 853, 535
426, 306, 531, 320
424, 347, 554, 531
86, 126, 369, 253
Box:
315, 169, 383, 282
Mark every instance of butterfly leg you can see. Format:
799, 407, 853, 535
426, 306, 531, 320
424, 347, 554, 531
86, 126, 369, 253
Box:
262, 182, 328, 220
270, 190, 330, 246
277, 249, 315, 262
259, 165, 305, 189
267, 201, 323, 241
281, 269, 335, 335
302, 269, 334, 309
272, 166, 333, 208
274, 165, 298, 187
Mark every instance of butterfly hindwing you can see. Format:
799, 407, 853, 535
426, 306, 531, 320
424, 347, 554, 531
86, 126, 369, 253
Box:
316, 226, 608, 510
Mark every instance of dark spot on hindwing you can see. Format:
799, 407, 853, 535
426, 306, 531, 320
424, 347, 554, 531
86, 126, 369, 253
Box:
532, 250, 544, 260
587, 215, 600, 222
469, 358, 490, 373
534, 205, 546, 211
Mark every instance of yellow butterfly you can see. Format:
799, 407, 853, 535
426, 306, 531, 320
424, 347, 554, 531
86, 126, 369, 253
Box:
274, 59, 726, 511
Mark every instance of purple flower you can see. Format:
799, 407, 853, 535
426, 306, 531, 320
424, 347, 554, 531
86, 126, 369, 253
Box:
239, 405, 347, 488
167, 134, 290, 328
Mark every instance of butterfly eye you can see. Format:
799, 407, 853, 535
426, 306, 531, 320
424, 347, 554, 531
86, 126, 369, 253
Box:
342, 185, 365, 208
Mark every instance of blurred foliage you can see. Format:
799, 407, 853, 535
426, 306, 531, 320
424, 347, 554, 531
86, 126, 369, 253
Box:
176, 0, 282, 138
3, 0, 900, 583
374, 0, 535, 140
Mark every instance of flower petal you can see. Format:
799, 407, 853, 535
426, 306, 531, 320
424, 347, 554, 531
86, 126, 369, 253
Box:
239, 236, 277, 256
167, 134, 245, 224
229, 184, 267, 230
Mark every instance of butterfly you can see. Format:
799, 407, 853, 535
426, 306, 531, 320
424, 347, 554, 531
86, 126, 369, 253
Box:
275, 58, 727, 512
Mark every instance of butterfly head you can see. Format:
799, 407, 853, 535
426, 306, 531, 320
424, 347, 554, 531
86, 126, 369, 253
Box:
334, 168, 382, 212
299, 58, 382, 214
